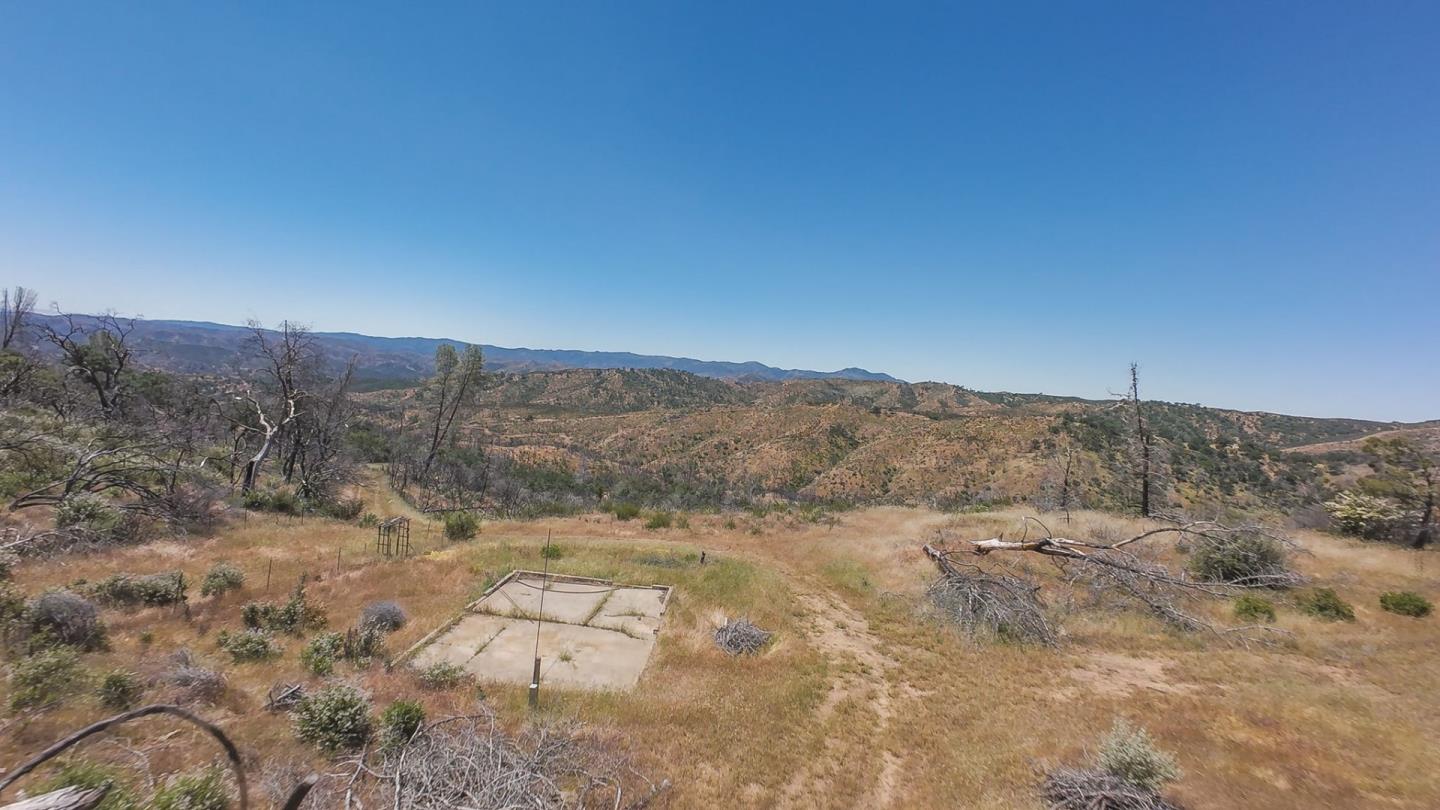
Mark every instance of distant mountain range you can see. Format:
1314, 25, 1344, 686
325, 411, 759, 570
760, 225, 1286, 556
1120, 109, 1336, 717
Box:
31, 316, 901, 388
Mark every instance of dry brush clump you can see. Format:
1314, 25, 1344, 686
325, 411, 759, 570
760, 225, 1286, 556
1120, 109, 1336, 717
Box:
922, 551, 1056, 645
714, 617, 773, 655
326, 709, 664, 809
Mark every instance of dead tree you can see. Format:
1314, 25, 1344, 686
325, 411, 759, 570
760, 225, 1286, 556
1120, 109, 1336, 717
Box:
42, 312, 135, 416
0, 286, 40, 398
0, 286, 37, 350
419, 344, 484, 481
1127, 363, 1154, 517
234, 322, 312, 493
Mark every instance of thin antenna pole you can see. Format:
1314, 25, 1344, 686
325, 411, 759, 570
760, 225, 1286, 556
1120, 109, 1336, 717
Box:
529, 529, 551, 708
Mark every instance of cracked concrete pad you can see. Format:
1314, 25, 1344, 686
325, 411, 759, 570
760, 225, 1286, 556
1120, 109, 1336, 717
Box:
409, 572, 669, 691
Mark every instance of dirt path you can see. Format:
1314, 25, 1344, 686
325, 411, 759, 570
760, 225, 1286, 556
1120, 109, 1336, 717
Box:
776, 581, 904, 808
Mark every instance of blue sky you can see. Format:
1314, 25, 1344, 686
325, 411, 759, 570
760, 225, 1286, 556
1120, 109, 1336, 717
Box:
2, 2, 1436, 420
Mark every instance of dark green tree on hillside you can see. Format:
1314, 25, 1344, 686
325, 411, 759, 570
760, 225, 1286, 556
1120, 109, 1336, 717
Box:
1360, 436, 1437, 548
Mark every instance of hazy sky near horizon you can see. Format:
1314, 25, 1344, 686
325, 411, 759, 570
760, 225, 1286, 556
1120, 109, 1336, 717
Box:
2, 2, 1437, 421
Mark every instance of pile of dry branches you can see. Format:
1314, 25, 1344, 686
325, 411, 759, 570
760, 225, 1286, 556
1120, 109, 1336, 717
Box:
924, 555, 1056, 645
1041, 767, 1182, 810
713, 617, 773, 655
282, 709, 666, 809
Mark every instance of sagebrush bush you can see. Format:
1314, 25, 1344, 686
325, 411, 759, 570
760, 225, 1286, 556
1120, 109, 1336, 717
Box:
610, 502, 641, 521
9, 646, 87, 710
27, 590, 106, 650
301, 632, 344, 676
99, 669, 143, 710
1097, 719, 1181, 792
200, 562, 245, 598
1379, 591, 1432, 618
151, 767, 230, 810
86, 572, 187, 607
293, 685, 372, 752
379, 699, 426, 750
443, 511, 479, 541
56, 492, 123, 534
218, 628, 279, 662
360, 600, 406, 633
1233, 595, 1276, 623
417, 661, 467, 690
1297, 587, 1355, 621
644, 511, 673, 530
41, 761, 140, 810
1187, 531, 1292, 587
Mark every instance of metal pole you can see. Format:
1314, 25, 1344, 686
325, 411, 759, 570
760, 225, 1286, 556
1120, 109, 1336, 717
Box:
529, 530, 551, 709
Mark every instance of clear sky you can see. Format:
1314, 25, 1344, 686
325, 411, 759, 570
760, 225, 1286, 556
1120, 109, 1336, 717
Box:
2, 2, 1436, 421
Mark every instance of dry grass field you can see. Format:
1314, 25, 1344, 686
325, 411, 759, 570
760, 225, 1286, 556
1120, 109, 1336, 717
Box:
3, 472, 1438, 808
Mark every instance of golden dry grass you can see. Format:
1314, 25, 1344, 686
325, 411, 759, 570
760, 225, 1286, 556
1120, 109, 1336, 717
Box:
3, 479, 1439, 809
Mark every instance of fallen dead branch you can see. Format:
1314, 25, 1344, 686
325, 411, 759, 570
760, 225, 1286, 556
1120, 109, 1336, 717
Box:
923, 516, 1301, 644
0, 705, 250, 809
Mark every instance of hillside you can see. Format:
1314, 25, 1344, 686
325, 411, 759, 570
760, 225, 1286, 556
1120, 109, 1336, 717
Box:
353, 369, 1416, 514
28, 315, 899, 387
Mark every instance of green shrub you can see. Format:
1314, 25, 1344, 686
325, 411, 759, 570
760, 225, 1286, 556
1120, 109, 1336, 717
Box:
217, 629, 279, 662
293, 685, 372, 752
1379, 591, 1432, 618
1297, 588, 1355, 621
242, 487, 300, 514
416, 661, 466, 690
358, 512, 379, 528
200, 563, 245, 598
1187, 531, 1292, 587
610, 502, 641, 521
86, 572, 187, 607
1233, 595, 1276, 623
27, 590, 106, 650
99, 670, 143, 710
321, 497, 365, 521
379, 699, 426, 749
301, 632, 344, 676
343, 625, 385, 663
151, 767, 230, 810
41, 761, 140, 810
241, 582, 326, 635
644, 511, 673, 530
443, 511, 479, 541
56, 492, 123, 534
540, 543, 564, 560
9, 647, 87, 710
1097, 719, 1181, 792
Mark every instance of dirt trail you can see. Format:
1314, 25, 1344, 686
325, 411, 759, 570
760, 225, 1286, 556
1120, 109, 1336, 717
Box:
774, 579, 904, 808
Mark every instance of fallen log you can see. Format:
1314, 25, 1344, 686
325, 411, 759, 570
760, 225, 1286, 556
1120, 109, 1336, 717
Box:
1, 786, 109, 810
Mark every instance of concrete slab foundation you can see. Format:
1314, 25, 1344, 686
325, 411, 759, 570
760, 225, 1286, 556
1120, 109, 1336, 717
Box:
405, 571, 670, 691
